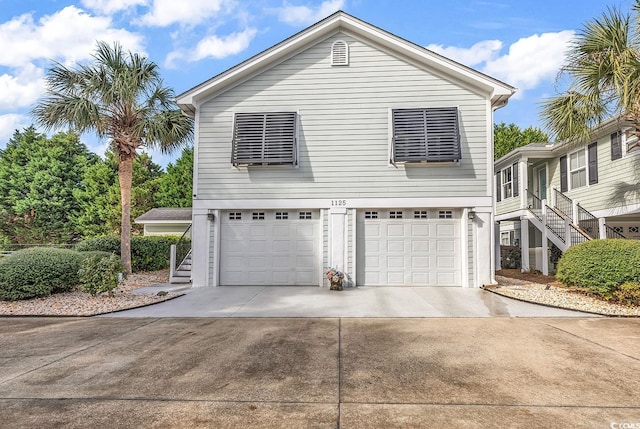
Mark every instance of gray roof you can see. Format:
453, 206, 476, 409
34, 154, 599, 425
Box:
135, 208, 192, 223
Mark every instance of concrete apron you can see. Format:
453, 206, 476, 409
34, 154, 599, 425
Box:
1, 317, 639, 428
105, 285, 593, 318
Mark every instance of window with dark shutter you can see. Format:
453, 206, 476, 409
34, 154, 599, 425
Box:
496, 172, 502, 202
392, 107, 461, 163
611, 132, 622, 160
231, 112, 297, 166
512, 162, 519, 197
559, 155, 568, 192
588, 142, 598, 185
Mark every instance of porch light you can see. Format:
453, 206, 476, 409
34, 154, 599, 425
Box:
207, 211, 215, 221
468, 210, 476, 220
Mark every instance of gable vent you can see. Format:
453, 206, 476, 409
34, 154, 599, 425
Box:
331, 40, 349, 66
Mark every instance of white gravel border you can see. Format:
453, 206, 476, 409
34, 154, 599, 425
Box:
488, 276, 640, 317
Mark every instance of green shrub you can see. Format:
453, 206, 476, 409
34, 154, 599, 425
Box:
612, 282, 640, 306
76, 235, 180, 272
79, 253, 125, 296
556, 239, 640, 295
0, 247, 83, 301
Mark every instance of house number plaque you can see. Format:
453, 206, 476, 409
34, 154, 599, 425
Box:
331, 199, 347, 206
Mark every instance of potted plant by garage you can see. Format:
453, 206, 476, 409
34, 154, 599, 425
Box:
326, 267, 345, 291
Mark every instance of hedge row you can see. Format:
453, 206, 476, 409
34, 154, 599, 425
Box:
0, 235, 179, 301
75, 235, 180, 272
0, 248, 117, 300
556, 239, 640, 305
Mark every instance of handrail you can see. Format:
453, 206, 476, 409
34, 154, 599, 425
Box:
569, 224, 590, 245
605, 224, 626, 239
526, 189, 542, 221
576, 204, 599, 240
545, 205, 566, 243
553, 189, 573, 219
174, 224, 192, 271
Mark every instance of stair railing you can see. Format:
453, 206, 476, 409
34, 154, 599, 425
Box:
544, 205, 566, 243
526, 189, 542, 221
569, 224, 591, 245
605, 225, 626, 239
174, 224, 192, 272
553, 189, 573, 219
576, 204, 599, 240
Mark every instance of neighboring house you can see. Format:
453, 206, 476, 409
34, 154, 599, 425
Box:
495, 116, 640, 274
176, 11, 515, 288
134, 208, 192, 237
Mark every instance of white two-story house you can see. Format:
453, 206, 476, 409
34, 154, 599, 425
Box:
496, 116, 640, 274
176, 11, 515, 288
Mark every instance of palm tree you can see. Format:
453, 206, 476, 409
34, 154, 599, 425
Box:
540, 1, 640, 141
33, 41, 193, 273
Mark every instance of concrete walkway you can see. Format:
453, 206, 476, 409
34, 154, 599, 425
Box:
1, 317, 639, 428
105, 284, 592, 318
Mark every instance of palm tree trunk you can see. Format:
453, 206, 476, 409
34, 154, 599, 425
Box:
119, 156, 133, 274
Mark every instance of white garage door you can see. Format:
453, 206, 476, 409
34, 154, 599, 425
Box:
356, 209, 462, 286
220, 210, 320, 285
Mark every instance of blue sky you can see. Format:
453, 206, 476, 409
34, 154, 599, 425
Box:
0, 0, 632, 167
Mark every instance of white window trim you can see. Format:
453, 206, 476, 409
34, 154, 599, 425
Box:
501, 167, 513, 199
500, 231, 510, 246
568, 148, 587, 190
622, 128, 640, 156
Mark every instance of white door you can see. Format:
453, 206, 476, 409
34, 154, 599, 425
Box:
220, 210, 320, 285
356, 209, 462, 286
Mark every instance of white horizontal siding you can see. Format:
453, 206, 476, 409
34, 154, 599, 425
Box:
548, 135, 640, 213
195, 32, 489, 201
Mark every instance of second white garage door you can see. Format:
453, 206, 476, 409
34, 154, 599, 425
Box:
356, 209, 462, 286
220, 210, 320, 286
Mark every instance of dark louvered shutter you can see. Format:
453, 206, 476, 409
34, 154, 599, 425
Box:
232, 112, 297, 165
588, 142, 598, 185
512, 162, 519, 197
611, 132, 622, 160
560, 155, 568, 192
392, 107, 460, 162
496, 172, 502, 202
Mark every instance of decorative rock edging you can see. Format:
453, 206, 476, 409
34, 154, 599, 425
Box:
487, 276, 640, 317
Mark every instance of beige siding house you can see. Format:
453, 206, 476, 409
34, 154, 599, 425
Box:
496, 116, 640, 274
177, 11, 514, 288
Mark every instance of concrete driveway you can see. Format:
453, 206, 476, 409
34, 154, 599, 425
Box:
1, 317, 639, 428
107, 285, 590, 318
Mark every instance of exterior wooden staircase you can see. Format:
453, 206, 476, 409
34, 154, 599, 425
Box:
170, 225, 192, 284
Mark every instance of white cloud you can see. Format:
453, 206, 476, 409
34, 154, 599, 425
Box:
0, 6, 145, 68
427, 31, 574, 99
80, 0, 148, 15
427, 40, 502, 67
0, 64, 45, 110
138, 0, 231, 27
483, 31, 574, 97
166, 27, 257, 67
0, 114, 31, 143
276, 0, 344, 26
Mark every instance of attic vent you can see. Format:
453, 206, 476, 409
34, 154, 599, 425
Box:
331, 40, 349, 65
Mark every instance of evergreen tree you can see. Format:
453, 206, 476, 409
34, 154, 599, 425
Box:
0, 127, 97, 244
155, 147, 193, 207
494, 122, 549, 160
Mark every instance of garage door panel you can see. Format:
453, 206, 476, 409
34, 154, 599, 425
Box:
411, 224, 430, 236
387, 240, 405, 252
387, 256, 405, 268
436, 240, 455, 252
357, 209, 461, 286
436, 224, 455, 236
220, 210, 320, 286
